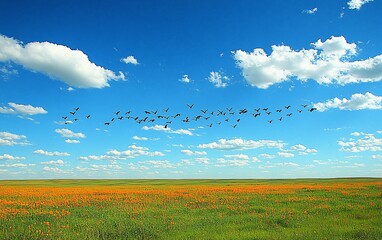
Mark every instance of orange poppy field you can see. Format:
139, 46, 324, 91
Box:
0, 178, 381, 239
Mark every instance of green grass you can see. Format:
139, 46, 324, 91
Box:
0, 178, 381, 239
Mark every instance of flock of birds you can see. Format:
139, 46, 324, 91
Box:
60, 104, 317, 129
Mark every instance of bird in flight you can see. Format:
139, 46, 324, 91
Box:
104, 122, 110, 125
285, 105, 291, 109
69, 111, 76, 115
115, 111, 120, 115
201, 109, 208, 114
302, 104, 308, 108
186, 104, 194, 109
62, 116, 67, 120
86, 115, 91, 119
164, 108, 169, 112
239, 109, 248, 114
74, 107, 80, 111
309, 107, 317, 112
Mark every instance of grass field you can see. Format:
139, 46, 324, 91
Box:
0, 178, 381, 239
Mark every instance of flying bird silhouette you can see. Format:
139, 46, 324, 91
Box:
186, 104, 194, 109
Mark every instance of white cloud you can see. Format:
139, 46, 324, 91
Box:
55, 128, 86, 138
65, 139, 80, 144
233, 36, 382, 89
216, 158, 249, 167
41, 160, 65, 166
179, 74, 191, 83
290, 144, 318, 155
348, 0, 373, 10
223, 154, 249, 160
274, 162, 299, 167
181, 149, 207, 156
121, 55, 139, 65
259, 154, 275, 159
195, 157, 210, 164
197, 138, 284, 150
338, 133, 382, 152
0, 163, 35, 168
302, 7, 318, 14
141, 160, 175, 169
314, 92, 382, 111
142, 125, 193, 136
0, 34, 125, 88
0, 153, 25, 161
132, 136, 148, 141
79, 145, 165, 161
291, 144, 306, 151
0, 131, 30, 146
278, 152, 295, 158
0, 102, 47, 116
33, 149, 70, 157
208, 71, 229, 88
351, 132, 364, 136
371, 155, 382, 160
43, 166, 68, 173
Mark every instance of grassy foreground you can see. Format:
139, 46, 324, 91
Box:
0, 178, 381, 239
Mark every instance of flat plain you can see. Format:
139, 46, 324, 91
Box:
0, 178, 381, 239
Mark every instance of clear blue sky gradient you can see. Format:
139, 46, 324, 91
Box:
0, 0, 381, 179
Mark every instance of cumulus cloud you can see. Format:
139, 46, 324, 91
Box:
195, 157, 210, 164
348, 0, 373, 10
0, 102, 47, 115
216, 158, 249, 167
223, 154, 249, 160
0, 131, 30, 146
132, 136, 148, 141
208, 71, 229, 88
65, 139, 80, 144
121, 55, 139, 65
79, 145, 165, 161
179, 74, 191, 83
33, 149, 70, 157
43, 166, 68, 173
55, 128, 86, 138
197, 138, 284, 150
259, 154, 275, 159
142, 125, 193, 136
0, 163, 35, 168
338, 133, 382, 152
302, 7, 318, 14
313, 92, 382, 111
233, 36, 382, 89
140, 160, 175, 169
41, 159, 65, 166
0, 34, 125, 88
290, 144, 318, 155
0, 153, 25, 161
181, 149, 207, 156
278, 152, 295, 158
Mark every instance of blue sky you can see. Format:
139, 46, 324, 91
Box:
1, 0, 381, 179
